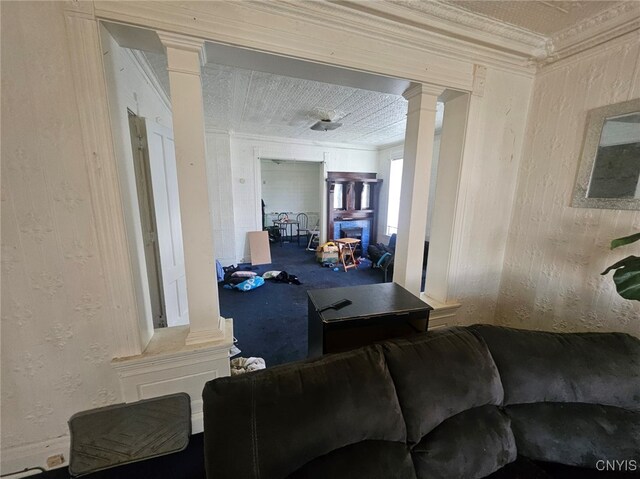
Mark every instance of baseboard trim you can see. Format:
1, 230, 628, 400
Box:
1, 410, 206, 476
1, 435, 70, 476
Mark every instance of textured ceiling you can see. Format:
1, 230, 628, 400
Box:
142, 51, 420, 147
444, 1, 622, 36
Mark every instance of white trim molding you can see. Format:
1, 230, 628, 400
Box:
64, 4, 144, 356
112, 321, 233, 434
91, 0, 639, 77
337, 0, 549, 59
423, 293, 462, 330
92, 1, 481, 89
1, 436, 71, 475
546, 2, 640, 65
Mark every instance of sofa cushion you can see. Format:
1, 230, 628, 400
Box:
412, 405, 517, 479
203, 345, 407, 479
287, 440, 416, 479
484, 456, 553, 479
506, 403, 640, 468
382, 327, 504, 444
471, 325, 640, 410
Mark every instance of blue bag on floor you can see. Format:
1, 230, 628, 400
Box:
234, 276, 265, 292
216, 259, 224, 282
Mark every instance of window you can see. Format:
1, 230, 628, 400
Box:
386, 158, 403, 235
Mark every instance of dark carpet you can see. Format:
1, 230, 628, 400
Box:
219, 241, 384, 366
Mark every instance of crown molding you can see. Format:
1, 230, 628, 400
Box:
93, 0, 637, 80
332, 0, 640, 67
254, 0, 536, 75
543, 2, 640, 65
347, 0, 549, 58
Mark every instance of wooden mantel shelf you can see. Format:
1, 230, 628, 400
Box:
327, 171, 382, 244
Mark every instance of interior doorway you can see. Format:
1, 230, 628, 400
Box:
260, 159, 323, 245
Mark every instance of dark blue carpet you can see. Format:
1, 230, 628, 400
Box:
219, 242, 384, 366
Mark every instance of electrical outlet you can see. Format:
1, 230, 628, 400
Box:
46, 454, 65, 468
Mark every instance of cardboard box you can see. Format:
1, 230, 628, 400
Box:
316, 242, 339, 263
316, 251, 339, 263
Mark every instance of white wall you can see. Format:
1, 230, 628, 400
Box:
261, 160, 321, 216
101, 26, 174, 345
205, 132, 236, 265
1, 3, 127, 467
496, 32, 640, 336
229, 135, 379, 262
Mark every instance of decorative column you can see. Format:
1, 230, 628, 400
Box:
394, 83, 444, 296
158, 32, 224, 345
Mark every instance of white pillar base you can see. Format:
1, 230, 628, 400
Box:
185, 316, 227, 345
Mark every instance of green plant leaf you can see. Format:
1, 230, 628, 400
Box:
611, 232, 640, 250
601, 255, 640, 301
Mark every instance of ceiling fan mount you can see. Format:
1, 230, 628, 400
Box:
310, 119, 343, 131
309, 108, 347, 131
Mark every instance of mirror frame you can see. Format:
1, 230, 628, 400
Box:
572, 97, 640, 211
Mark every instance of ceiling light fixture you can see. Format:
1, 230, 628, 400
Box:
310, 119, 343, 131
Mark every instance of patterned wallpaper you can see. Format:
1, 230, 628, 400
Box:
496, 32, 640, 336
1, 2, 122, 450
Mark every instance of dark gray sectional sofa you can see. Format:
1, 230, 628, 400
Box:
202, 325, 640, 478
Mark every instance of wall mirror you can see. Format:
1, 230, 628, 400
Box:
572, 98, 640, 210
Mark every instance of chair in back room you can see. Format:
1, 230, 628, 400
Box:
296, 213, 309, 246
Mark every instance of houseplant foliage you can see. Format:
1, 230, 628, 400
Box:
601, 232, 640, 301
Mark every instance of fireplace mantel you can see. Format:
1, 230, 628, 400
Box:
326, 172, 382, 249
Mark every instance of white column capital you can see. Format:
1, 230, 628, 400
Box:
157, 31, 207, 69
403, 82, 445, 101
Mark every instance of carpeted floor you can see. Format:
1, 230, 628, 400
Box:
219, 241, 384, 366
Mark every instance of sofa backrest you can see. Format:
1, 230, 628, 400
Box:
202, 345, 407, 479
382, 327, 516, 479
203, 325, 640, 478
471, 324, 640, 410
471, 324, 640, 469
381, 327, 504, 444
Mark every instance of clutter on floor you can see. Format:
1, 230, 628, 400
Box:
272, 271, 302, 285
316, 241, 339, 263
218, 243, 388, 366
219, 262, 303, 290
230, 357, 266, 375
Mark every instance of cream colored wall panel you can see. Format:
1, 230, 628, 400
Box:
1, 2, 123, 464
496, 33, 640, 336
448, 68, 533, 325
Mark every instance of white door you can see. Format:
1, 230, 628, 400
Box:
145, 119, 189, 327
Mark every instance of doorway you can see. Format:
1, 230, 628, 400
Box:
260, 159, 323, 245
